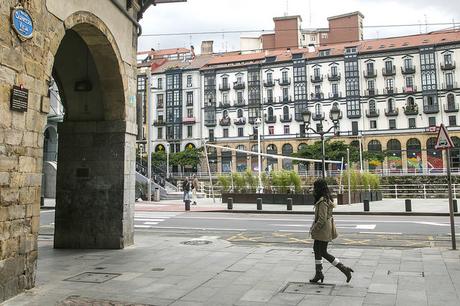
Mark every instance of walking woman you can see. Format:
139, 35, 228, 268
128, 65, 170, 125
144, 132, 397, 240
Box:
309, 179, 354, 283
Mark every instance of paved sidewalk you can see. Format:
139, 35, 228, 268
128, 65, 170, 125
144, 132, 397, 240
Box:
5, 232, 460, 305
135, 198, 460, 215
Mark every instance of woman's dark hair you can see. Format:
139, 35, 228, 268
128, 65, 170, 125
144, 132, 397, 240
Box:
313, 178, 332, 203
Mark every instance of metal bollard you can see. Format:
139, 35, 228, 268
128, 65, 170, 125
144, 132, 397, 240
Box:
454, 199, 458, 213
257, 198, 262, 210
405, 199, 412, 212
287, 198, 293, 211
227, 197, 233, 210
185, 200, 190, 211
363, 199, 369, 212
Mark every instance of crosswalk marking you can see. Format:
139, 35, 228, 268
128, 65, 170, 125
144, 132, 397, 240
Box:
134, 211, 182, 229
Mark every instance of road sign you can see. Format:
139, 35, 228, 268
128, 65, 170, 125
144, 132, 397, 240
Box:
435, 124, 454, 150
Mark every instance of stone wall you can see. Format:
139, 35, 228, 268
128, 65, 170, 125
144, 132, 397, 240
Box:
0, 0, 138, 302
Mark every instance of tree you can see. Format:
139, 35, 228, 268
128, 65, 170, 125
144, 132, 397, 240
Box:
292, 140, 360, 166
170, 147, 203, 168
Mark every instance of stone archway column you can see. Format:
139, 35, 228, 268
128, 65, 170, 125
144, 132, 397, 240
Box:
54, 120, 135, 249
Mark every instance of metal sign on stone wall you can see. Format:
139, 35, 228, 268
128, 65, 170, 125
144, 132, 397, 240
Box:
11, 5, 34, 41
10, 85, 28, 112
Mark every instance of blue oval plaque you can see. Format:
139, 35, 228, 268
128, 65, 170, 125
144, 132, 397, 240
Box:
11, 7, 33, 40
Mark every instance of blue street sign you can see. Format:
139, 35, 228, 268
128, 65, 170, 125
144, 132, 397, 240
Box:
11, 7, 33, 40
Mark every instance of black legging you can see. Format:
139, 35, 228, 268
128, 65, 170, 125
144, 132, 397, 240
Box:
313, 240, 336, 263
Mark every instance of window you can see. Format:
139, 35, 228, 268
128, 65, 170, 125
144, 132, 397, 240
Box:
321, 33, 328, 39
315, 103, 321, 115
368, 80, 375, 90
316, 123, 323, 132
187, 75, 192, 87
282, 71, 288, 83
267, 89, 273, 102
428, 116, 436, 127
404, 58, 412, 69
157, 94, 164, 109
389, 119, 396, 129
387, 98, 395, 111
446, 72, 454, 87
448, 94, 456, 109
237, 91, 243, 104
158, 127, 163, 139
187, 108, 193, 118
269, 126, 274, 135
332, 83, 338, 96
267, 107, 274, 118
186, 92, 193, 106
267, 72, 273, 83
408, 118, 416, 128
386, 78, 394, 89
369, 100, 376, 113
370, 120, 377, 129
283, 106, 289, 119
238, 127, 244, 137
331, 66, 338, 76
284, 125, 290, 134
209, 129, 214, 141
449, 115, 457, 126
157, 77, 163, 89
237, 109, 243, 118
236, 76, 243, 84
222, 77, 228, 87
352, 121, 359, 135
445, 53, 453, 65
385, 60, 393, 72
319, 50, 330, 57
223, 128, 229, 138
187, 126, 192, 138
366, 62, 374, 73
314, 67, 321, 78
283, 87, 289, 100
405, 76, 414, 87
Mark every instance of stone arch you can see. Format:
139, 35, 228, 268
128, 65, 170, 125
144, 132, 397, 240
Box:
387, 139, 402, 173
282, 143, 293, 170
406, 138, 422, 173
266, 144, 278, 171
47, 13, 134, 249
426, 137, 443, 172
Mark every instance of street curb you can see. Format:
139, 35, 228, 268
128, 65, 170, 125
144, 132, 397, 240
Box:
194, 209, 460, 216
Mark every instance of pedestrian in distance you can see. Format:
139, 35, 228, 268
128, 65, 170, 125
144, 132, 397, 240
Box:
309, 178, 354, 283
182, 177, 191, 203
192, 174, 199, 205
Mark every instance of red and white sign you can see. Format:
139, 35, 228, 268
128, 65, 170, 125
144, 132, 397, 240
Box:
435, 124, 454, 150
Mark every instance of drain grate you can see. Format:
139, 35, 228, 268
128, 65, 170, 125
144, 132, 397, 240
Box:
388, 271, 424, 277
64, 272, 121, 283
181, 240, 212, 245
266, 249, 302, 255
282, 282, 335, 295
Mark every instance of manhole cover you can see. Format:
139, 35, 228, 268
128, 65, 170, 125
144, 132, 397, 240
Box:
57, 296, 155, 306
181, 240, 212, 245
151, 268, 165, 272
282, 282, 335, 295
64, 272, 121, 283
94, 267, 106, 270
267, 249, 302, 255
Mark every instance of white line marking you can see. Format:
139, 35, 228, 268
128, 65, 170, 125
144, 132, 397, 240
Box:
135, 225, 151, 228
144, 222, 159, 225
271, 224, 306, 227
135, 218, 165, 222
415, 222, 449, 227
140, 226, 247, 231
278, 230, 308, 233
40, 210, 55, 213
356, 224, 376, 230
198, 236, 220, 240
359, 231, 402, 235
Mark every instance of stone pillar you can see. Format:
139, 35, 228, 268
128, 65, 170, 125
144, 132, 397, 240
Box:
54, 121, 134, 249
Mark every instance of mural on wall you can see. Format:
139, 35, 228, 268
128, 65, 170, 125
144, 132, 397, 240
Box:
427, 137, 443, 173
387, 154, 402, 173
407, 152, 423, 173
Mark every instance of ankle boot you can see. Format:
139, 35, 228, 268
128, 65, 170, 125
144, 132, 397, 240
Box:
309, 264, 324, 283
336, 263, 354, 283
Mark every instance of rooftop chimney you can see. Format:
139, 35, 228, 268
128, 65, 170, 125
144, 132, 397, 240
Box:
201, 40, 214, 55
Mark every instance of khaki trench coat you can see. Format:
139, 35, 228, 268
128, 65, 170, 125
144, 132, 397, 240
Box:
310, 196, 338, 242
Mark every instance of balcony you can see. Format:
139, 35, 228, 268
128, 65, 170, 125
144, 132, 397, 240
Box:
234, 99, 246, 107
401, 66, 416, 74
310, 75, 324, 83
279, 96, 292, 103
403, 105, 419, 116
402, 86, 417, 94
204, 120, 216, 127
441, 61, 456, 70
363, 69, 377, 78
442, 82, 458, 90
328, 73, 341, 82
234, 117, 246, 125
182, 117, 196, 124
444, 103, 459, 113
265, 115, 277, 124
310, 92, 324, 101
423, 104, 439, 114
365, 89, 378, 96
264, 80, 275, 87
248, 80, 260, 87
384, 87, 398, 95
157, 102, 164, 109
279, 77, 291, 86
279, 115, 292, 122
153, 120, 166, 126
219, 101, 231, 108
366, 109, 380, 118
329, 92, 342, 99
382, 65, 396, 76
233, 81, 245, 90
264, 97, 275, 105
312, 112, 325, 121
186, 101, 193, 107
219, 83, 230, 91
219, 117, 231, 126
385, 108, 399, 116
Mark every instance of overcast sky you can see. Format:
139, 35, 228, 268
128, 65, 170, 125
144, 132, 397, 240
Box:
138, 0, 460, 53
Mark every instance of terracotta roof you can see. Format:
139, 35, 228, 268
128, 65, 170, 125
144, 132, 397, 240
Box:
137, 47, 191, 56
150, 55, 214, 73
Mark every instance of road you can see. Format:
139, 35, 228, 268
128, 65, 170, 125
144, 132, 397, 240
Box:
40, 210, 459, 249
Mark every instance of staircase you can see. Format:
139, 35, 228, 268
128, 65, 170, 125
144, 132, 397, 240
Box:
135, 161, 182, 200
